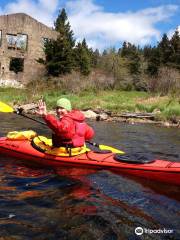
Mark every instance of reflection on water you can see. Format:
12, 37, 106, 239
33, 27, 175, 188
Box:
0, 113, 180, 239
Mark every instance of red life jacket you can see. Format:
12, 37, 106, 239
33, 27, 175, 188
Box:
44, 110, 94, 147
71, 121, 87, 147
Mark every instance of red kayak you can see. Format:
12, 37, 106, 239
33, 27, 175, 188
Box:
0, 135, 179, 185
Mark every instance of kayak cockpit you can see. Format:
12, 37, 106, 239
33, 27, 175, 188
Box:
5, 130, 154, 164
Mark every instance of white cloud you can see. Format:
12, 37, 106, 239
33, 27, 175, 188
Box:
66, 0, 179, 49
167, 25, 180, 39
0, 0, 179, 49
2, 0, 58, 27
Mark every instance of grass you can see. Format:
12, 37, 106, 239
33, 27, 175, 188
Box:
0, 87, 27, 105
0, 87, 179, 121
161, 104, 180, 119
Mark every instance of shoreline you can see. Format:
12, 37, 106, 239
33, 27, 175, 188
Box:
19, 103, 180, 128
1, 88, 179, 127
83, 110, 180, 128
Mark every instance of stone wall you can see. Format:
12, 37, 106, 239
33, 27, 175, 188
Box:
0, 13, 58, 86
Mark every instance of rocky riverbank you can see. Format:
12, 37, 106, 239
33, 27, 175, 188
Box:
83, 109, 180, 128
16, 103, 180, 128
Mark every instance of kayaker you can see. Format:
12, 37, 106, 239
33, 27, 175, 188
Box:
36, 98, 94, 147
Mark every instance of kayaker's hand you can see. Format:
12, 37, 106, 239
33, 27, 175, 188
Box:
36, 99, 47, 116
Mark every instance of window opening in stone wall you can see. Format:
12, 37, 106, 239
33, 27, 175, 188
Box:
6, 33, 28, 50
0, 30, 2, 47
17, 34, 28, 50
6, 34, 17, 49
42, 37, 49, 46
9, 58, 24, 73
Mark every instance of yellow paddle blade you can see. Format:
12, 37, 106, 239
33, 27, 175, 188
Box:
99, 144, 125, 154
0, 101, 14, 112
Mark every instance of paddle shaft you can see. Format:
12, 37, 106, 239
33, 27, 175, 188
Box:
18, 112, 46, 125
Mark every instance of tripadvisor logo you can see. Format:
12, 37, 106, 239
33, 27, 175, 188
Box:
135, 227, 143, 235
135, 227, 174, 235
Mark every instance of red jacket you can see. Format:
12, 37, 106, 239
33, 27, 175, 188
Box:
43, 110, 94, 147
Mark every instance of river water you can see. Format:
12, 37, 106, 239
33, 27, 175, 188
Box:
0, 113, 180, 240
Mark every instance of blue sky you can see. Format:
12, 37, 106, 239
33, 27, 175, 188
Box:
0, 0, 179, 50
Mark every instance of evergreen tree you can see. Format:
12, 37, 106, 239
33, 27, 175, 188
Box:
81, 38, 88, 49
158, 33, 172, 64
127, 47, 142, 90
143, 45, 152, 59
120, 42, 128, 57
129, 50, 141, 75
42, 8, 75, 76
74, 41, 91, 75
44, 37, 74, 76
171, 29, 180, 53
54, 8, 75, 48
169, 29, 180, 69
120, 42, 138, 58
146, 47, 160, 76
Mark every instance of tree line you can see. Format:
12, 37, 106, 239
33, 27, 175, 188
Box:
39, 8, 180, 95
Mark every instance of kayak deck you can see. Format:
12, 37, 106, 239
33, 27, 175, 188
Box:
0, 137, 179, 185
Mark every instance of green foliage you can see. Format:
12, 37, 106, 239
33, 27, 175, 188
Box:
113, 57, 132, 90
146, 47, 161, 76
128, 51, 141, 75
143, 45, 152, 59
119, 42, 141, 75
169, 29, 180, 69
74, 39, 92, 75
40, 11, 179, 96
42, 8, 75, 76
158, 33, 172, 64
45, 37, 74, 76
42, 8, 97, 76
117, 42, 145, 91
136, 103, 158, 113
54, 8, 75, 48
162, 105, 180, 118
145, 29, 180, 76
1, 86, 179, 121
0, 87, 27, 104
120, 42, 136, 57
